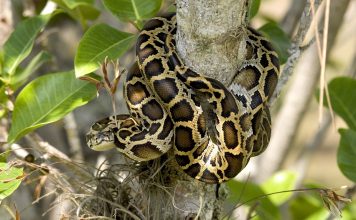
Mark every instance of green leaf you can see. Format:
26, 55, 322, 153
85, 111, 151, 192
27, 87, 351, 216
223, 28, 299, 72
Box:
342, 201, 356, 220
63, 0, 94, 9
74, 24, 135, 77
258, 22, 291, 64
76, 4, 100, 21
0, 92, 6, 107
289, 192, 324, 220
10, 51, 51, 87
0, 162, 23, 201
3, 14, 51, 76
103, 0, 162, 24
52, 0, 99, 23
326, 77, 356, 130
261, 170, 297, 205
249, 0, 261, 19
227, 180, 280, 219
8, 71, 97, 143
305, 209, 330, 220
0, 151, 9, 163
337, 129, 356, 182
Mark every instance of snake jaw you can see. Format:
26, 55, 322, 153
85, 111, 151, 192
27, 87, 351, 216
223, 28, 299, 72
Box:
86, 129, 116, 151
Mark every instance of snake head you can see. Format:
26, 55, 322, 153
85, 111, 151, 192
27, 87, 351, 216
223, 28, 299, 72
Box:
86, 118, 117, 151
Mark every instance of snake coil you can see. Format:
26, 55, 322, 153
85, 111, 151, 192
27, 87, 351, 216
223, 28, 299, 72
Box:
86, 13, 279, 183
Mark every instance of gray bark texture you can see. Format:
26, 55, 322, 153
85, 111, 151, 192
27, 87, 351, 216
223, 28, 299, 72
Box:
176, 0, 248, 85
172, 0, 248, 219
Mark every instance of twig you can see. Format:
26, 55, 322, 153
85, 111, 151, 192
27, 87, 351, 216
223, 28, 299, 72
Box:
10, 143, 32, 160
26, 133, 71, 161
269, 0, 323, 105
26, 133, 92, 181
316, 0, 335, 127
257, 0, 351, 182
63, 113, 84, 161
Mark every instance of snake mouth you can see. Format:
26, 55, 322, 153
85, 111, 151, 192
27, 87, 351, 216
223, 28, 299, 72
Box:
86, 131, 116, 151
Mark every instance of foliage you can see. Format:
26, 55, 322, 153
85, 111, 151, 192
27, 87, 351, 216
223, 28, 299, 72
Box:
249, 0, 261, 19
74, 24, 135, 77
325, 77, 356, 130
322, 77, 356, 184
8, 71, 97, 143
0, 162, 24, 202
258, 22, 290, 64
2, 14, 51, 78
0, 0, 353, 219
338, 129, 356, 182
103, 0, 162, 28
0, 0, 164, 205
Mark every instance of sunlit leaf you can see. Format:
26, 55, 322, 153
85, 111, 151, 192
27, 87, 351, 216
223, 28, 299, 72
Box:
63, 0, 94, 9
52, 0, 99, 22
0, 162, 24, 201
74, 24, 135, 77
337, 129, 356, 182
8, 71, 97, 143
261, 170, 297, 205
76, 4, 100, 21
10, 51, 51, 87
305, 209, 330, 220
289, 191, 324, 220
258, 22, 290, 64
103, 0, 162, 26
226, 180, 280, 219
3, 14, 51, 76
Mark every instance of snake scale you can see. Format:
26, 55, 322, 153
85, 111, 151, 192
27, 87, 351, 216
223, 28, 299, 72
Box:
86, 13, 279, 183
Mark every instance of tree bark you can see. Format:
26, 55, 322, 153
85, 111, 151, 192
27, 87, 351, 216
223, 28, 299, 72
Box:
173, 0, 248, 218
176, 0, 248, 85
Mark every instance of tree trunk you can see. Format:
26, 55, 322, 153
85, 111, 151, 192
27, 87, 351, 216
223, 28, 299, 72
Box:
170, 0, 248, 218
176, 0, 248, 85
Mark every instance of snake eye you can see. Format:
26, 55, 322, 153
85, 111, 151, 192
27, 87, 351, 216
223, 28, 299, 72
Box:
92, 120, 112, 131
90, 117, 113, 131
91, 123, 102, 131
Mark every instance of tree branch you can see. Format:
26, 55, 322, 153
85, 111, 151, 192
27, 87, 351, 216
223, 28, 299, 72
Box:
63, 113, 84, 161
256, 0, 352, 182
280, 0, 307, 37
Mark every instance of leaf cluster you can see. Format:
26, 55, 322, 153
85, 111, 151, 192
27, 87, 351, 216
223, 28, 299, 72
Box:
0, 0, 163, 207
